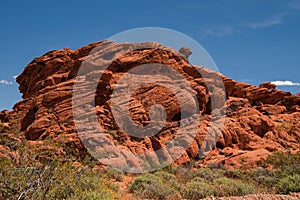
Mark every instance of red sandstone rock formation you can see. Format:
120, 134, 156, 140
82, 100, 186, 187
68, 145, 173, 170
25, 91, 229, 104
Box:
1, 41, 299, 170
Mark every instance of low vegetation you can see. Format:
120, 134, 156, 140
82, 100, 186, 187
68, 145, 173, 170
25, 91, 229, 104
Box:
129, 151, 300, 199
0, 122, 299, 199
0, 122, 119, 200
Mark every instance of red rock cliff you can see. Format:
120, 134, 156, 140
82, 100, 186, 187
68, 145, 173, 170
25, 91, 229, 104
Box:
1, 41, 299, 169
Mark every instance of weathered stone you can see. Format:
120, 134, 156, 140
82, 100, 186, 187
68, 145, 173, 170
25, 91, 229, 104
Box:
1, 41, 299, 169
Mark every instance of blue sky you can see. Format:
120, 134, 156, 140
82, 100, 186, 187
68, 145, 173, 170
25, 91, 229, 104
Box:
1, 0, 300, 110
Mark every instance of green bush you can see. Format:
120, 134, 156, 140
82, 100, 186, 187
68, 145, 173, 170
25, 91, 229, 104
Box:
0, 160, 118, 200
245, 167, 277, 189
154, 170, 182, 194
254, 151, 300, 193
130, 173, 181, 200
182, 178, 216, 200
47, 163, 117, 199
105, 167, 124, 181
140, 184, 181, 200
0, 162, 57, 200
154, 170, 176, 181
214, 177, 255, 197
276, 174, 300, 194
162, 164, 176, 174
175, 167, 225, 184
226, 169, 245, 179
263, 151, 300, 176
3, 116, 300, 199
68, 189, 116, 200
130, 174, 162, 192
194, 168, 225, 182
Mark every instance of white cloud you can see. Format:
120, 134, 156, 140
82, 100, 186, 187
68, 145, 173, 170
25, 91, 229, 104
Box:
248, 13, 287, 29
289, 1, 300, 10
239, 79, 251, 82
203, 13, 287, 38
0, 80, 13, 85
13, 75, 18, 79
271, 80, 300, 86
203, 26, 235, 37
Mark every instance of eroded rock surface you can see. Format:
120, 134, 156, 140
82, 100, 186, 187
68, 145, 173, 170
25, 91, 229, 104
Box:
1, 41, 299, 170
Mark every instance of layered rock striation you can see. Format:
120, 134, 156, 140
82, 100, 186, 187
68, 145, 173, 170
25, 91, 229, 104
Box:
1, 41, 299, 169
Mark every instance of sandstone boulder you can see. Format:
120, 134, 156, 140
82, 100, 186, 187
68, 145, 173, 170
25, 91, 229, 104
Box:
1, 41, 299, 170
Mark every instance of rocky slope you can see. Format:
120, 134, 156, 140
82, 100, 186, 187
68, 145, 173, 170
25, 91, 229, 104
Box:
1, 41, 299, 170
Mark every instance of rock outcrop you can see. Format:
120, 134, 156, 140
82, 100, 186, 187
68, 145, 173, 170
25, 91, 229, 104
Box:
1, 41, 299, 170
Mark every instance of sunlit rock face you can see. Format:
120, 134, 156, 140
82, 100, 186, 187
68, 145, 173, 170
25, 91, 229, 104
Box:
1, 41, 299, 170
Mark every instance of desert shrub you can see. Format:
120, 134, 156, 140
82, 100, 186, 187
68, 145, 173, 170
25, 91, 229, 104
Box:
0, 159, 118, 200
130, 173, 181, 200
140, 184, 181, 200
108, 182, 120, 192
154, 170, 176, 182
253, 151, 300, 193
175, 166, 225, 184
154, 170, 182, 193
245, 167, 277, 189
263, 151, 300, 176
248, 151, 300, 194
0, 133, 20, 151
46, 163, 117, 200
214, 177, 255, 197
194, 168, 225, 182
276, 174, 300, 194
182, 177, 216, 200
0, 124, 118, 199
0, 161, 58, 200
226, 169, 246, 179
105, 167, 124, 181
130, 174, 162, 192
162, 164, 176, 174
175, 167, 225, 184
68, 189, 116, 200
175, 165, 196, 183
